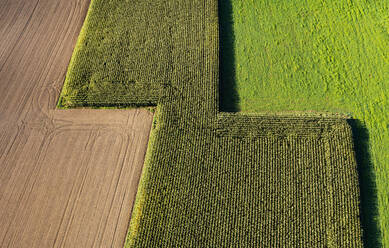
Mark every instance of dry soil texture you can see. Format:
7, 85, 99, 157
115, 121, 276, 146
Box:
0, 0, 153, 247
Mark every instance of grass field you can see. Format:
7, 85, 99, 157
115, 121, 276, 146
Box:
219, 0, 388, 246
59, 0, 365, 247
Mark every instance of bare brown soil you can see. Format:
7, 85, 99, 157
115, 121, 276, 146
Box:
0, 0, 153, 247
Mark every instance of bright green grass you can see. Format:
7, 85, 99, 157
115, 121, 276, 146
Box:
221, 0, 388, 246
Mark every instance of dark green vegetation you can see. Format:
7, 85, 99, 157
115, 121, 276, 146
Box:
59, 0, 364, 247
59, 0, 170, 107
128, 113, 362, 247
219, 0, 388, 246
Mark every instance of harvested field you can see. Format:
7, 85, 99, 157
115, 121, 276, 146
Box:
0, 0, 153, 247
60, 0, 364, 247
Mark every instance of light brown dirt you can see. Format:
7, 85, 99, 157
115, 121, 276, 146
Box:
0, 0, 154, 247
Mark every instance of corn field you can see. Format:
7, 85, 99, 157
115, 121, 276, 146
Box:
59, 0, 364, 247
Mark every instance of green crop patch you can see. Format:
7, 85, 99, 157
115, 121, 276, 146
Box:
59, 0, 364, 247
59, 0, 174, 107
127, 117, 362, 247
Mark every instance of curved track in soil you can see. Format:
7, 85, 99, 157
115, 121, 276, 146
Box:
0, 0, 153, 247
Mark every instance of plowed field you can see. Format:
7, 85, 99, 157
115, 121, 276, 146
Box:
0, 0, 153, 247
